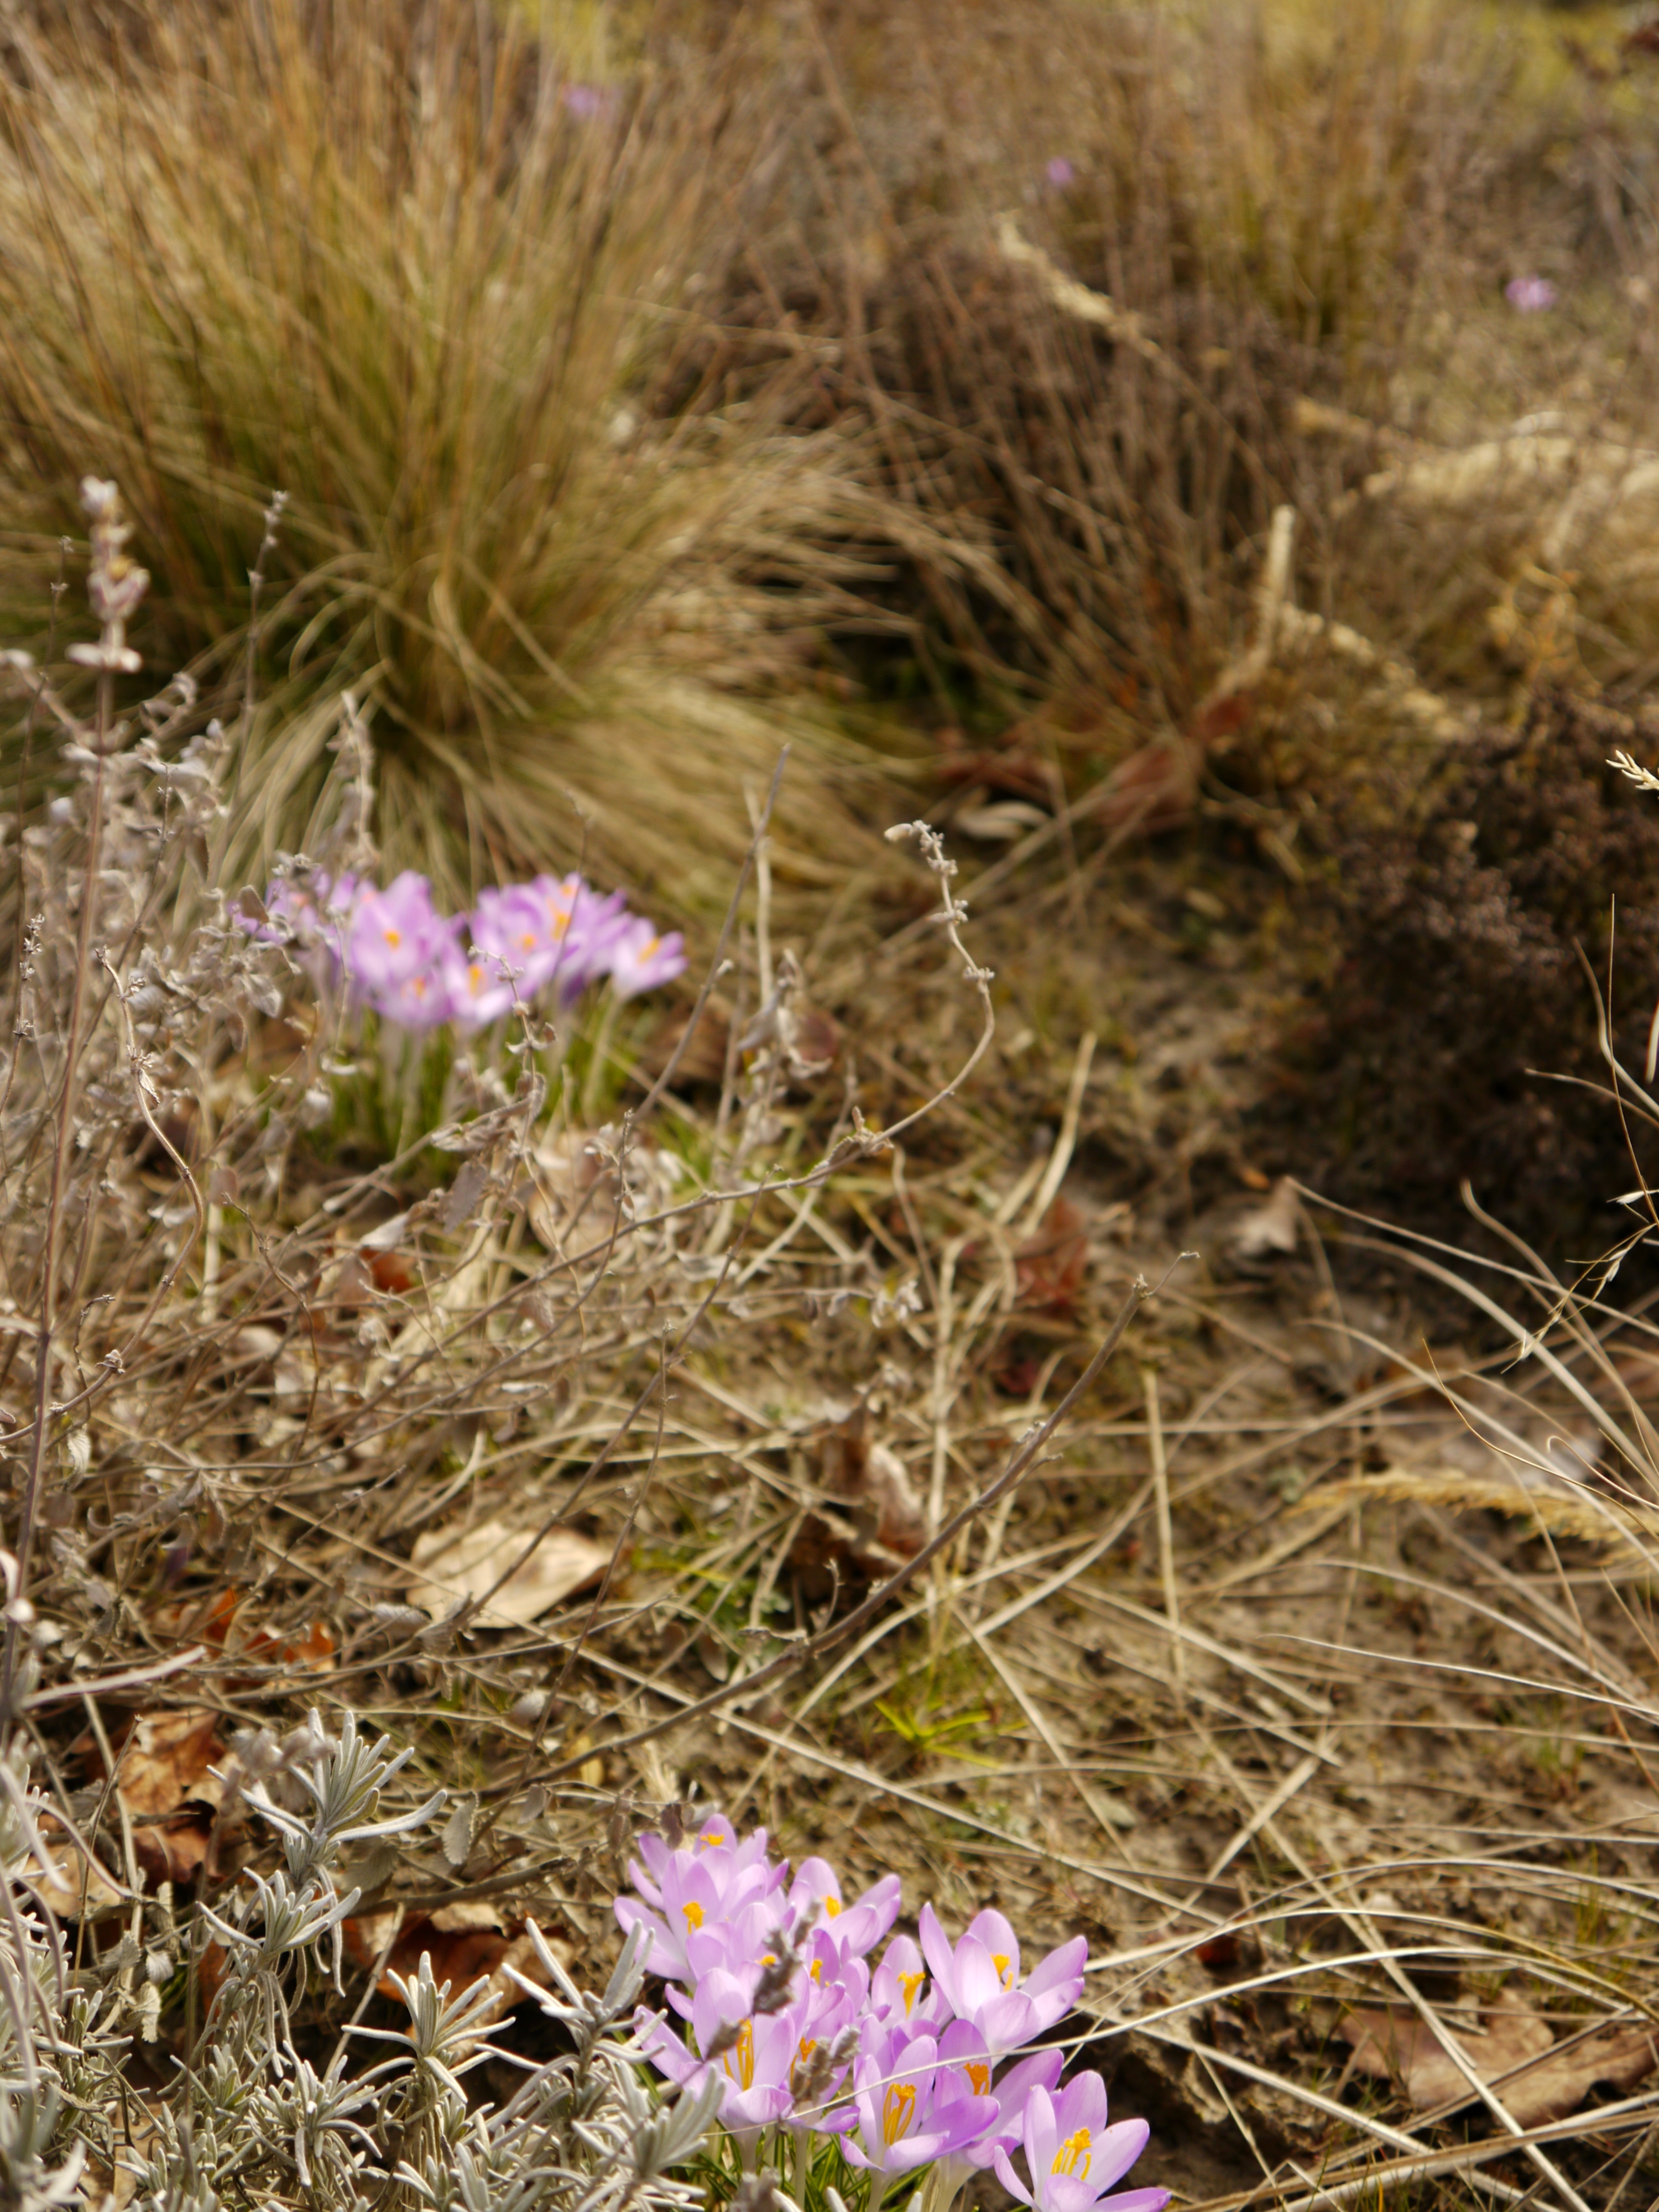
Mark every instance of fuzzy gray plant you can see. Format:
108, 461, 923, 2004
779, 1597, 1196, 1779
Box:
0, 1708, 718, 2212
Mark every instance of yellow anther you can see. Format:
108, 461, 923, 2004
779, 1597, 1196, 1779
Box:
810, 1959, 822, 1984
824, 1896, 842, 1918
682, 1901, 705, 1931
883, 2083, 917, 2146
1053, 2129, 1093, 2179
993, 1951, 1014, 1987
722, 2019, 755, 2091
966, 2062, 990, 2097
384, 927, 401, 947
897, 1970, 925, 2015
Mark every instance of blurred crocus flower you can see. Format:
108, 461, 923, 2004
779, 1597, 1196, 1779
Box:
1046, 156, 1076, 189
919, 1906, 1087, 2055
1506, 276, 1558, 313
242, 863, 687, 1029
562, 82, 607, 119
346, 872, 462, 1029
993, 2074, 1169, 2212
608, 915, 688, 1001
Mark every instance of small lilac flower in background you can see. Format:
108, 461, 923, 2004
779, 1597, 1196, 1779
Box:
994, 2075, 1170, 2212
346, 872, 461, 1029
608, 915, 687, 1000
1046, 156, 1077, 190
1506, 275, 1558, 314
242, 863, 688, 1034
562, 82, 607, 118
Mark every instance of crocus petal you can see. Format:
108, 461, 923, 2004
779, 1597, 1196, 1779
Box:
1084, 2117, 1151, 2192
918, 1902, 959, 2008
994, 2147, 1036, 2206
1024, 2084, 1060, 2183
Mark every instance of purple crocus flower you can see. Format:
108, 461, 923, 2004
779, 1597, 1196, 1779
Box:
870, 1933, 945, 2031
469, 881, 567, 1000
993, 2075, 1168, 2212
919, 1905, 1087, 2055
525, 873, 634, 999
615, 1820, 784, 1985
933, 2036, 1066, 2193
1506, 276, 1558, 313
607, 915, 687, 1001
244, 869, 359, 970
786, 1861, 902, 1958
1046, 156, 1076, 189
345, 872, 462, 1029
636, 1966, 798, 2137
826, 2020, 1000, 2184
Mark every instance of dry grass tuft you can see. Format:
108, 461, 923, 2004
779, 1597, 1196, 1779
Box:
0, 0, 931, 905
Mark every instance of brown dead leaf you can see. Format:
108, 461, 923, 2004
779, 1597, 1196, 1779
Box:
75, 1709, 228, 1890
1015, 1196, 1089, 1313
1091, 737, 1200, 835
821, 1408, 926, 1554
18, 1819, 124, 1918
1342, 1996, 1659, 2127
344, 1900, 575, 2022
408, 1515, 613, 1629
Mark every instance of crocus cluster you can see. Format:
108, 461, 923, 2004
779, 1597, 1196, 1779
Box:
616, 1815, 1168, 2212
249, 867, 686, 1030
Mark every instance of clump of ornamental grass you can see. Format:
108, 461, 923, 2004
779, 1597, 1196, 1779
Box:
716, 0, 1552, 722
0, 0, 917, 910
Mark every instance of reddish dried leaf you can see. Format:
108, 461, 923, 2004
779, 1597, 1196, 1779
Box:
819, 1412, 925, 1554
367, 1248, 417, 1295
344, 1902, 572, 2021
991, 1353, 1044, 1397
134, 1816, 213, 1887
1342, 1997, 1659, 2127
1196, 1933, 1240, 1970
933, 728, 1053, 804
244, 1618, 337, 1673
1015, 1196, 1089, 1313
90, 1711, 227, 1818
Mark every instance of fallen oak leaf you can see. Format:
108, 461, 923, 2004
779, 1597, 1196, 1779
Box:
16, 1817, 124, 1919
1342, 1996, 1659, 2127
407, 1515, 613, 1630
73, 1708, 227, 1890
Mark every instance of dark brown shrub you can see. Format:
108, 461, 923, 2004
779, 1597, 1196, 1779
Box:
1265, 690, 1659, 1254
